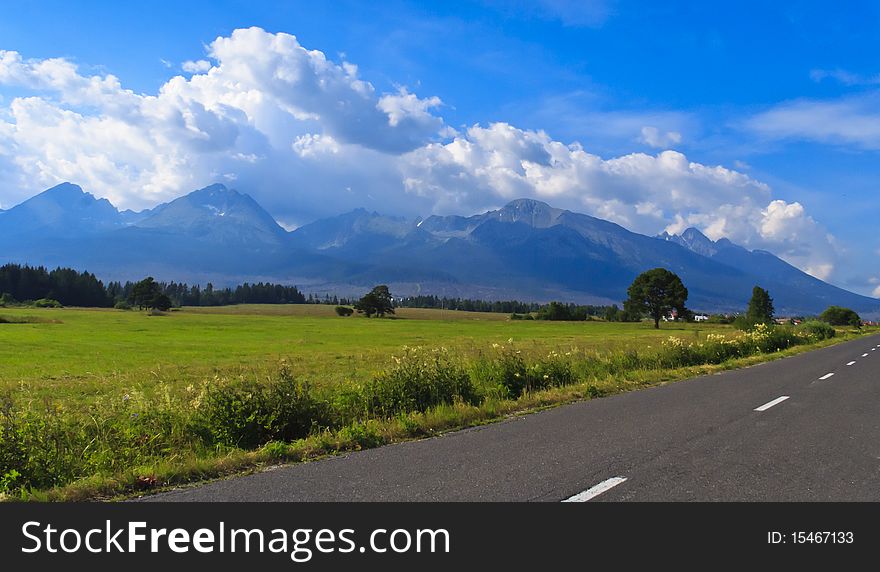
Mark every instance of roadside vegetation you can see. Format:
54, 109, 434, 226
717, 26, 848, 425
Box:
0, 306, 866, 501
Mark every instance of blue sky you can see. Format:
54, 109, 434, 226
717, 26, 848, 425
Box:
0, 0, 878, 295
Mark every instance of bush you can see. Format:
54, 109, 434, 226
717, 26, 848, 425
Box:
32, 298, 62, 308
799, 320, 836, 341
362, 347, 479, 416
819, 306, 861, 328
531, 351, 576, 388
335, 306, 354, 317
475, 342, 576, 398
201, 365, 330, 449
733, 315, 762, 331
0, 293, 15, 307
114, 300, 132, 310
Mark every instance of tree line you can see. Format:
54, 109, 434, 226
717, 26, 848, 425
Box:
1, 263, 865, 327
0, 263, 306, 308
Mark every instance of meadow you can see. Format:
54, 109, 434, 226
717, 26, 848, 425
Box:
0, 304, 725, 402
0, 304, 865, 500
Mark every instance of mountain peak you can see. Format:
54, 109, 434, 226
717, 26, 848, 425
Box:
661, 227, 719, 257
184, 183, 241, 202
0, 182, 122, 236
135, 183, 286, 244
502, 198, 553, 210
37, 182, 108, 207
680, 227, 709, 241
41, 181, 85, 197
491, 198, 565, 228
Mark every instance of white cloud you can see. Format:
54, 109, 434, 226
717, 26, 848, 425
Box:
181, 59, 212, 73
638, 126, 682, 148
377, 87, 442, 130
809, 68, 880, 86
292, 133, 340, 157
0, 27, 444, 213
745, 94, 880, 150
0, 27, 840, 279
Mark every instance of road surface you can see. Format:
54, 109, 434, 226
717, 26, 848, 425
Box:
142, 334, 880, 502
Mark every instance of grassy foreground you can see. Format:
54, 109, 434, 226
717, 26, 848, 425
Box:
0, 305, 870, 501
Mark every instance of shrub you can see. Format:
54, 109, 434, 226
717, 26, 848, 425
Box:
114, 300, 132, 310
0, 293, 15, 307
362, 347, 479, 416
799, 320, 836, 341
733, 315, 762, 331
474, 342, 576, 398
476, 342, 530, 398
819, 306, 861, 328
335, 306, 354, 317
531, 351, 577, 388
338, 421, 385, 450
201, 365, 330, 449
32, 298, 62, 308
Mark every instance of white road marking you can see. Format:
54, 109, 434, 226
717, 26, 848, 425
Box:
846, 361, 856, 366
754, 395, 790, 412
873, 348, 877, 352
819, 373, 835, 380
562, 477, 628, 502
863, 353, 869, 357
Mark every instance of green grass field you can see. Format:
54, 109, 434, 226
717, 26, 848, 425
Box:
0, 303, 865, 500
0, 304, 730, 403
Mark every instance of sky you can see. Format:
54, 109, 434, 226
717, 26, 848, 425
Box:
0, 0, 879, 296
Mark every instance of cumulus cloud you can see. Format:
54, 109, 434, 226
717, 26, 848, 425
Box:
181, 59, 212, 73
0, 27, 444, 213
0, 27, 839, 278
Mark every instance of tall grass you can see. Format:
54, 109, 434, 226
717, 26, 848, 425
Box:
0, 322, 850, 498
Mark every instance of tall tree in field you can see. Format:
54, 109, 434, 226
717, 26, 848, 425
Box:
129, 277, 162, 310
354, 285, 395, 318
746, 286, 774, 323
624, 268, 689, 329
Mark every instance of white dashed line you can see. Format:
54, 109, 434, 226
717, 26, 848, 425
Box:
819, 373, 835, 380
562, 477, 628, 502
846, 361, 856, 366
863, 353, 869, 357
754, 396, 790, 412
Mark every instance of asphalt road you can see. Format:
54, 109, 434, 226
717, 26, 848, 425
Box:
142, 334, 880, 502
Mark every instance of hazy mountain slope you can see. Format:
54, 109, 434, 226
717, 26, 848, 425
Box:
660, 227, 875, 314
0, 183, 124, 239
1, 183, 878, 315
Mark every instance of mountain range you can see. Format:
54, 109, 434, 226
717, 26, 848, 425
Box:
1, 182, 877, 316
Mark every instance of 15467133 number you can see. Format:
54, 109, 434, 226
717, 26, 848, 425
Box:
768, 531, 854, 544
